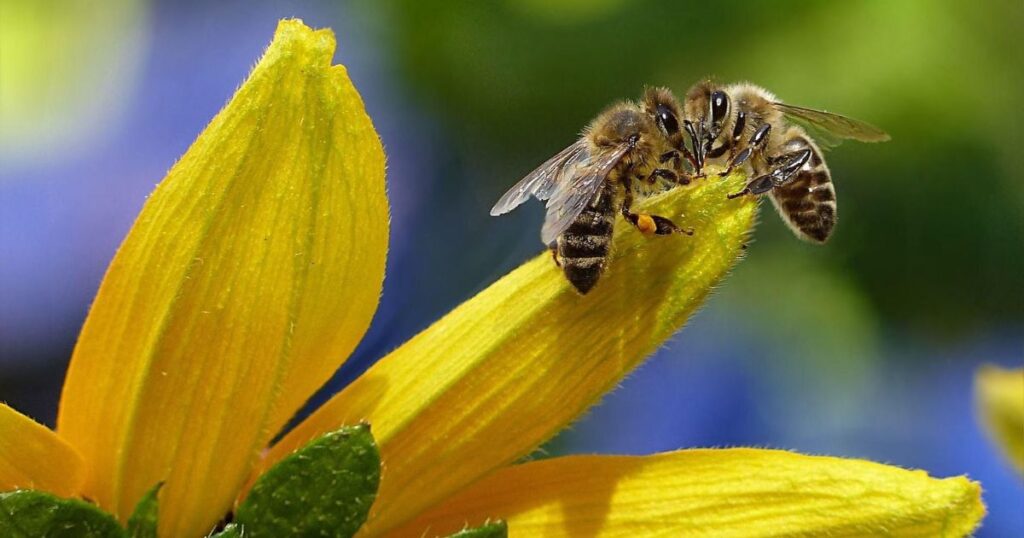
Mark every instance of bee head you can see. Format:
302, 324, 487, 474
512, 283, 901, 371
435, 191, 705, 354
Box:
683, 80, 715, 128
683, 79, 729, 168
590, 105, 650, 148
641, 87, 683, 142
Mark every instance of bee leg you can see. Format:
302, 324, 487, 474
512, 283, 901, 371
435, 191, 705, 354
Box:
718, 147, 752, 178
770, 149, 813, 187
625, 211, 690, 235
718, 110, 748, 169
719, 123, 772, 177
620, 179, 653, 233
679, 147, 700, 174
706, 142, 730, 160
727, 148, 812, 199
548, 242, 561, 267
620, 178, 692, 235
658, 151, 694, 185
648, 168, 689, 186
683, 120, 705, 176
650, 215, 693, 235
726, 177, 769, 199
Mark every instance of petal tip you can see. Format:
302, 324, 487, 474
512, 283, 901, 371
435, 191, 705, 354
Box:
271, 19, 337, 65
949, 476, 986, 536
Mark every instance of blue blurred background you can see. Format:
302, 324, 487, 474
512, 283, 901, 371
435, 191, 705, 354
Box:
1, 0, 1021, 534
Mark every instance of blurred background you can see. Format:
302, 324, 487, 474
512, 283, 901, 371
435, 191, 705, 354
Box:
1, 0, 1021, 534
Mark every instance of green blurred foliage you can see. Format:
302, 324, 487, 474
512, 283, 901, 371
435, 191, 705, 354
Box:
368, 0, 1023, 337
0, 0, 148, 165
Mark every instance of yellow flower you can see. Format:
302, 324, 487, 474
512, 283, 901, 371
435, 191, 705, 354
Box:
976, 365, 1024, 474
0, 19, 985, 538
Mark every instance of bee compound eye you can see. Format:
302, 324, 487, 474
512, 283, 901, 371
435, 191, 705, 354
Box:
710, 90, 729, 125
655, 104, 680, 136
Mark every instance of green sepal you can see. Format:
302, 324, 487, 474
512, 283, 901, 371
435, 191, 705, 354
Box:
208, 523, 243, 537
0, 489, 125, 538
127, 482, 162, 538
235, 423, 381, 537
444, 521, 508, 538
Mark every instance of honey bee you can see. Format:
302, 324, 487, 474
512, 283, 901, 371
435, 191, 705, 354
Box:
683, 80, 890, 242
490, 87, 693, 294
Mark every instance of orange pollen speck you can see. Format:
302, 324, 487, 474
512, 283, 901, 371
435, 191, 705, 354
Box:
637, 214, 656, 235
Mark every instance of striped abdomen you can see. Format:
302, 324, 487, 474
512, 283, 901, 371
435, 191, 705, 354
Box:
769, 136, 836, 243
557, 181, 616, 294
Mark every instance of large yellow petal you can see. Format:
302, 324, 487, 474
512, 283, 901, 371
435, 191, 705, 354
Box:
56, 19, 387, 537
0, 403, 84, 497
270, 172, 756, 535
975, 364, 1024, 473
393, 448, 985, 538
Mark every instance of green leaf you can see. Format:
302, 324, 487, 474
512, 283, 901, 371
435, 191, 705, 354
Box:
236, 423, 380, 537
127, 482, 161, 538
444, 521, 508, 538
208, 523, 243, 537
0, 489, 125, 538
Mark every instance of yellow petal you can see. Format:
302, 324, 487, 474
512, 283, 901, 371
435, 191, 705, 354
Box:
270, 171, 756, 535
56, 19, 387, 537
393, 448, 985, 538
0, 403, 84, 497
975, 364, 1024, 473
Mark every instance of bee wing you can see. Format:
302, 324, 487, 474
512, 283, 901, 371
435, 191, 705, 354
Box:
490, 139, 588, 216
782, 117, 845, 151
773, 102, 891, 147
540, 143, 629, 245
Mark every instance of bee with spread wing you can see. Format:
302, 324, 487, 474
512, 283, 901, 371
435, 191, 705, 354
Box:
491, 88, 693, 294
683, 81, 889, 243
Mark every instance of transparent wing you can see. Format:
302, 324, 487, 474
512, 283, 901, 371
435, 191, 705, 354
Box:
540, 143, 629, 245
784, 116, 845, 151
773, 102, 890, 145
490, 139, 588, 216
